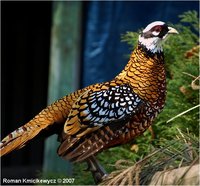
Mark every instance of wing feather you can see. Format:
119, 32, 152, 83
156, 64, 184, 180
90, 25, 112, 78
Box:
64, 84, 143, 137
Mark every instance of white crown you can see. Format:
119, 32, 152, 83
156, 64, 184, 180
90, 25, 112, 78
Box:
143, 21, 165, 33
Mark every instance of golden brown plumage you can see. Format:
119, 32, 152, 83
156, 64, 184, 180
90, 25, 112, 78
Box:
0, 21, 178, 183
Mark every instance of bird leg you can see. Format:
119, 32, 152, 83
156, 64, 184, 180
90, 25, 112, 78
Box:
86, 155, 108, 184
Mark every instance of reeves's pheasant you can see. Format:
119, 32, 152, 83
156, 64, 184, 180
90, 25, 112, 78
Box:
0, 21, 178, 183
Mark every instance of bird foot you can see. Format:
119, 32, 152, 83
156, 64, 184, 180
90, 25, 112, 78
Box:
86, 155, 108, 184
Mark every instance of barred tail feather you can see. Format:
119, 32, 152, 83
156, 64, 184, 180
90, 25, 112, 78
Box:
0, 98, 69, 157
0, 119, 50, 157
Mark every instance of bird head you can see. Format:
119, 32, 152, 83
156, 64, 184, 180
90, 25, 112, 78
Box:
139, 21, 178, 53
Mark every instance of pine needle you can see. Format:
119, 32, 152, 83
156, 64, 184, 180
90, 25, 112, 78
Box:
100, 130, 199, 185
167, 104, 200, 123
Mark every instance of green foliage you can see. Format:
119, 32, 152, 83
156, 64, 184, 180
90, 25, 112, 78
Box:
155, 11, 199, 139
179, 10, 199, 32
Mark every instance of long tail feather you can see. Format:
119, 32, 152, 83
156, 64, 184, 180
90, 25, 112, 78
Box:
0, 97, 69, 157
0, 121, 48, 156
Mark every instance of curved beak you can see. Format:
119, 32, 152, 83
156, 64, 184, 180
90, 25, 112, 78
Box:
168, 26, 179, 34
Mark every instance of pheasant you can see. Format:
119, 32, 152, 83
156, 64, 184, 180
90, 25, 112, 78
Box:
0, 21, 178, 183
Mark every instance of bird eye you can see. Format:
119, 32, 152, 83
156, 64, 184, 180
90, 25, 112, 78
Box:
152, 25, 162, 32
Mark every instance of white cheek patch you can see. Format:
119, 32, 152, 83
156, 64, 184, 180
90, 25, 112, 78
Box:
152, 31, 159, 36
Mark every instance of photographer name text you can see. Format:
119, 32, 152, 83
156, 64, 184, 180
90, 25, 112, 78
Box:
2, 178, 75, 185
